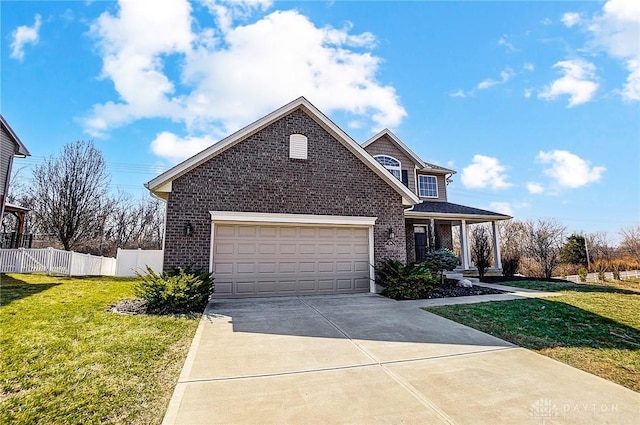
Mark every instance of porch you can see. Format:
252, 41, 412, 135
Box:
404, 201, 511, 276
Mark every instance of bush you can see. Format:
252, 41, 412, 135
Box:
577, 267, 588, 283
502, 254, 520, 277
422, 249, 459, 283
376, 259, 437, 300
135, 267, 215, 314
593, 260, 608, 282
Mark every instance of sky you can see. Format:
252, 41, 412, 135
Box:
2, 0, 639, 244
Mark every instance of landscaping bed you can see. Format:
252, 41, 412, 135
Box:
426, 281, 504, 298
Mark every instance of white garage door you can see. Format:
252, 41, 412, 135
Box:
212, 224, 370, 297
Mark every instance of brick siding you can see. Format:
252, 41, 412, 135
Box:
164, 108, 406, 271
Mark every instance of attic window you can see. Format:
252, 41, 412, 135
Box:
289, 134, 308, 159
374, 155, 401, 180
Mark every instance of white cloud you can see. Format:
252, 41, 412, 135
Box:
150, 132, 217, 162
461, 155, 512, 190
526, 182, 544, 194
537, 150, 606, 188
538, 59, 599, 107
84, 0, 407, 151
10, 14, 42, 61
561, 12, 582, 28
523, 63, 535, 72
524, 88, 533, 98
588, 0, 640, 101
477, 67, 515, 90
449, 89, 467, 98
498, 35, 517, 52
489, 202, 513, 216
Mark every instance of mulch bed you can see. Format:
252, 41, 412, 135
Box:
426, 283, 505, 299
110, 299, 149, 315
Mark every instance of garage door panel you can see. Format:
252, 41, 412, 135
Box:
237, 263, 255, 274
355, 278, 370, 290
213, 224, 370, 297
317, 280, 335, 291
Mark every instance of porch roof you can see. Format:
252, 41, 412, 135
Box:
405, 201, 511, 222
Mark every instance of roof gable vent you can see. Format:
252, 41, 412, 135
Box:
289, 134, 308, 159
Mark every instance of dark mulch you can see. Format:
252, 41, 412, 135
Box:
427, 284, 505, 299
111, 299, 149, 315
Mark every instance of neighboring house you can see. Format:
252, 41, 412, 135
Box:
1, 115, 31, 249
147, 97, 510, 298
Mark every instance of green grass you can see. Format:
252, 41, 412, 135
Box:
427, 280, 640, 392
0, 273, 200, 424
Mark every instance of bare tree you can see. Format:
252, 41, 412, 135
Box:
499, 220, 527, 276
106, 193, 164, 252
619, 225, 640, 264
524, 219, 566, 279
29, 141, 110, 251
470, 225, 492, 280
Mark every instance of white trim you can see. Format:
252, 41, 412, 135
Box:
209, 222, 216, 274
146, 97, 419, 206
0, 114, 30, 156
368, 226, 376, 293
460, 220, 470, 270
209, 211, 378, 226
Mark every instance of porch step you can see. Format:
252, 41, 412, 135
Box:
444, 272, 479, 283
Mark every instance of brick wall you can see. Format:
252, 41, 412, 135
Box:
164, 108, 407, 271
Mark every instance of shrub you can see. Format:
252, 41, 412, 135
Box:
501, 254, 520, 277
422, 249, 459, 283
611, 260, 622, 281
376, 259, 437, 300
135, 267, 215, 314
593, 260, 608, 282
577, 267, 588, 283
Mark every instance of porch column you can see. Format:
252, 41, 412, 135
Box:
492, 221, 502, 269
460, 220, 470, 270
429, 218, 436, 251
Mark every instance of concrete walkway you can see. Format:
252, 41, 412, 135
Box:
163, 294, 639, 425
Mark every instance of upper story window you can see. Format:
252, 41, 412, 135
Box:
418, 175, 438, 198
374, 155, 401, 180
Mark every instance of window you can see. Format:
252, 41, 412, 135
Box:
289, 134, 307, 159
374, 155, 401, 180
418, 175, 438, 198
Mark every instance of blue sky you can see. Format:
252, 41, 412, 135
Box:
2, 0, 639, 244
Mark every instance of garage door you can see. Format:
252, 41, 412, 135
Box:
212, 224, 370, 297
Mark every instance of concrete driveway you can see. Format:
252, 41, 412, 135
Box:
163, 294, 639, 424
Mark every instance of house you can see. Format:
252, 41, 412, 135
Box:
1, 115, 31, 249
146, 97, 510, 298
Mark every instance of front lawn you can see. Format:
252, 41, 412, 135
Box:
0, 273, 200, 424
426, 280, 640, 392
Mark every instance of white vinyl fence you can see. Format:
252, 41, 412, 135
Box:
562, 270, 640, 283
115, 248, 163, 277
0, 247, 116, 276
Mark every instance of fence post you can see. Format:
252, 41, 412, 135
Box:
68, 251, 74, 276
17, 248, 25, 273
46, 247, 53, 275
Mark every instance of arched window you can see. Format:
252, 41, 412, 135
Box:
374, 155, 401, 180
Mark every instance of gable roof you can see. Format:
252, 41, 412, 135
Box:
146, 97, 420, 205
0, 114, 30, 157
362, 129, 456, 175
